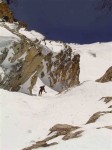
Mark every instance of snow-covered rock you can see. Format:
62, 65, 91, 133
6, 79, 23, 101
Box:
96, 66, 112, 82
0, 23, 80, 94
19, 28, 45, 41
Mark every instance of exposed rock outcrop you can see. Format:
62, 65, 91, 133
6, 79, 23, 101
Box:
0, 2, 14, 22
86, 110, 112, 124
104, 125, 112, 130
0, 2, 80, 93
97, 125, 112, 130
23, 141, 58, 150
41, 46, 80, 91
62, 130, 84, 140
0, 24, 80, 94
49, 124, 80, 135
22, 124, 82, 150
100, 96, 112, 103
108, 105, 112, 108
0, 31, 44, 94
96, 66, 112, 83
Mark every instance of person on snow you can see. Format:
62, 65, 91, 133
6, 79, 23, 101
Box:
39, 85, 47, 96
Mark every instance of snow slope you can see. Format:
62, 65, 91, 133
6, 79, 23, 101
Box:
19, 28, 45, 41
0, 25, 20, 49
0, 81, 112, 150
69, 42, 112, 82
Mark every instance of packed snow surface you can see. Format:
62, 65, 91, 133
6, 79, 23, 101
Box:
0, 81, 112, 150
0, 26, 19, 39
0, 24, 20, 51
19, 28, 45, 41
69, 42, 112, 82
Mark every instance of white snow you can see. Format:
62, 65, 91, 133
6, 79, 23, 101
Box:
42, 128, 112, 150
0, 25, 20, 52
32, 77, 57, 96
1, 48, 14, 68
69, 42, 112, 82
41, 40, 65, 53
0, 67, 4, 80
0, 81, 112, 150
19, 28, 45, 41
5, 22, 19, 30
19, 73, 57, 96
0, 26, 19, 39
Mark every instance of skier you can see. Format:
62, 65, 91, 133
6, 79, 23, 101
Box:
38, 85, 47, 96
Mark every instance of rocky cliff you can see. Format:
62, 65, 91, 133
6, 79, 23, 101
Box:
0, 22, 80, 94
96, 66, 112, 83
0, 2, 14, 22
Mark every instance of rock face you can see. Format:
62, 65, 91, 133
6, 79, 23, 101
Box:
41, 46, 80, 91
0, 23, 80, 94
49, 124, 80, 135
100, 96, 112, 103
62, 130, 84, 141
22, 124, 82, 150
0, 2, 14, 22
1, 40, 44, 94
22, 141, 58, 150
96, 66, 112, 83
86, 110, 112, 124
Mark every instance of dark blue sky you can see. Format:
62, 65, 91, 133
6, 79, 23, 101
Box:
10, 0, 112, 44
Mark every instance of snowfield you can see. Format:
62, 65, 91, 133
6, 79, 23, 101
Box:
0, 22, 112, 150
69, 42, 112, 82
0, 81, 112, 150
